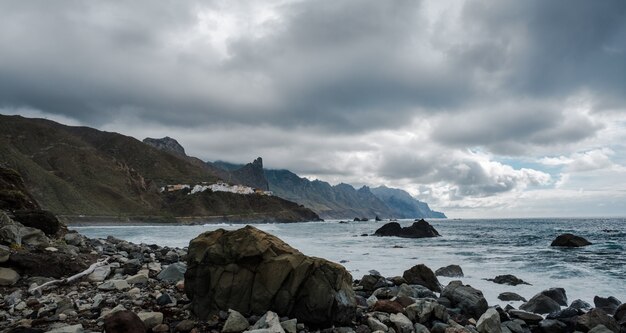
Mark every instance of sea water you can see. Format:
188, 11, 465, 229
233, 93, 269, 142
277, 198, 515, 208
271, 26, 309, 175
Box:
73, 218, 626, 307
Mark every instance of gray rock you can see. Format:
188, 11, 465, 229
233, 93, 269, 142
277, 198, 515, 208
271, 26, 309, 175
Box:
507, 310, 543, 325
280, 319, 297, 333
0, 211, 49, 247
441, 281, 489, 319
98, 279, 130, 291
435, 265, 464, 277
487, 275, 530, 286
176, 319, 196, 332
576, 309, 619, 333
477, 308, 501, 333
223, 309, 250, 333
538, 319, 567, 333
570, 299, 592, 311
593, 296, 621, 316
250, 311, 285, 333
589, 325, 617, 333
498, 293, 526, 302
614, 303, 626, 324
367, 317, 388, 332
157, 262, 186, 282
125, 273, 149, 285
406, 299, 449, 324
503, 320, 525, 333
540, 288, 567, 306
63, 233, 85, 247
45, 324, 85, 333
519, 294, 561, 314
87, 265, 111, 282
0, 244, 10, 262
390, 313, 414, 333
397, 283, 437, 299
414, 323, 430, 333
403, 264, 441, 292
0, 267, 20, 286
137, 311, 164, 330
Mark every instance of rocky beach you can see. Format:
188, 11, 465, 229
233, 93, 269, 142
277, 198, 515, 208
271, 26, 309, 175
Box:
1, 212, 625, 333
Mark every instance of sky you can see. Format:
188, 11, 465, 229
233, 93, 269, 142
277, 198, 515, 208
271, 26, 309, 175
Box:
1, 0, 625, 218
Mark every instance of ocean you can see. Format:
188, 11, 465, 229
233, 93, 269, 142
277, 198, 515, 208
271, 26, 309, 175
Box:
72, 218, 626, 308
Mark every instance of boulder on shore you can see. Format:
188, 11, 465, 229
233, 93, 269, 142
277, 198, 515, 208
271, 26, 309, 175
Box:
435, 264, 464, 277
441, 281, 488, 319
402, 264, 441, 292
551, 233, 592, 247
374, 219, 440, 238
184, 225, 356, 326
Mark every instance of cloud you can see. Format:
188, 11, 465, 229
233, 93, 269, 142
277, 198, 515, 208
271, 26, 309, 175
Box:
539, 148, 621, 172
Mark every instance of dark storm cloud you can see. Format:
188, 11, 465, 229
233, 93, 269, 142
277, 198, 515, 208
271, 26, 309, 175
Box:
0, 0, 624, 150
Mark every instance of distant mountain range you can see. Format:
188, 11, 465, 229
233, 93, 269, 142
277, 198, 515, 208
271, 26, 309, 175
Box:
207, 163, 446, 220
0, 114, 445, 221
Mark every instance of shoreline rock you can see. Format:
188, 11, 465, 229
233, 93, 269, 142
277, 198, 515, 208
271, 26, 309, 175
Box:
374, 219, 440, 238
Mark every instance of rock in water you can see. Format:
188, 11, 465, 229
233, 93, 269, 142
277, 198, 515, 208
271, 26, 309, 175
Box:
550, 233, 592, 247
374, 220, 440, 238
486, 274, 530, 286
184, 226, 356, 325
435, 265, 464, 277
402, 264, 441, 292
498, 292, 527, 302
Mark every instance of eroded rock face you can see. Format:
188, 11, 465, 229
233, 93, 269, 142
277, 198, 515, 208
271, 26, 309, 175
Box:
184, 226, 356, 326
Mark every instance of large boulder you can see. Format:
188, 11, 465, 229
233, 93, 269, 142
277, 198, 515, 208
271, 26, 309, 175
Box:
576, 309, 619, 333
593, 296, 621, 316
435, 265, 464, 277
402, 264, 441, 292
550, 233, 591, 247
441, 281, 488, 319
374, 220, 440, 238
520, 294, 561, 314
184, 226, 356, 326
11, 210, 63, 236
0, 211, 49, 247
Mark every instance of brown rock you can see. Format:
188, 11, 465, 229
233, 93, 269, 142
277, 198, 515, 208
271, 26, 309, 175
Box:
576, 309, 619, 333
103, 310, 147, 333
185, 226, 356, 326
372, 300, 405, 314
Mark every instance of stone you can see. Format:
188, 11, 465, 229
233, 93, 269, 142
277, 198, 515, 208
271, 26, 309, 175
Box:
63, 232, 85, 247
588, 325, 616, 333
103, 310, 147, 333
570, 299, 592, 311
435, 265, 464, 277
222, 309, 250, 333
0, 267, 20, 286
403, 264, 441, 292
360, 274, 387, 291
137, 311, 164, 330
176, 319, 196, 332
45, 324, 85, 333
0, 244, 10, 262
87, 265, 111, 282
390, 313, 414, 333
280, 319, 297, 333
497, 293, 526, 302
98, 279, 130, 291
367, 317, 388, 332
550, 233, 592, 247
0, 211, 49, 247
576, 309, 619, 333
158, 262, 187, 282
593, 296, 621, 315
374, 220, 440, 238
157, 293, 174, 306
125, 273, 148, 285
11, 210, 62, 236
185, 226, 356, 326
153, 324, 170, 333
614, 303, 626, 323
477, 308, 501, 333
397, 283, 437, 299
538, 319, 567, 333
8, 250, 90, 278
539, 288, 567, 306
414, 323, 430, 333
507, 310, 543, 325
519, 294, 561, 314
250, 311, 285, 333
406, 299, 449, 324
546, 307, 581, 320
372, 300, 404, 314
486, 275, 530, 286
441, 281, 489, 319
122, 259, 142, 275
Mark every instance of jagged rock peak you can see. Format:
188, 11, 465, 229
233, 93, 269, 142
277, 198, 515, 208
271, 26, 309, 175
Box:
143, 136, 186, 156
252, 157, 263, 168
